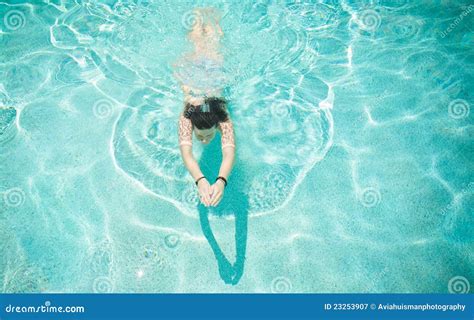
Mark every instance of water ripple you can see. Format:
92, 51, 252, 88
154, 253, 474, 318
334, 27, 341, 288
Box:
0, 107, 18, 146
112, 74, 333, 217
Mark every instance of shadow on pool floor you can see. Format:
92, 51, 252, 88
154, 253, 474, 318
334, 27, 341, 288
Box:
197, 132, 248, 285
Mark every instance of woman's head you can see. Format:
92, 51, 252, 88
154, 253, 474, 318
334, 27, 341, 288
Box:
184, 97, 228, 144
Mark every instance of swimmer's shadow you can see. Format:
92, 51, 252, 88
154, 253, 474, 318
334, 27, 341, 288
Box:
197, 135, 248, 285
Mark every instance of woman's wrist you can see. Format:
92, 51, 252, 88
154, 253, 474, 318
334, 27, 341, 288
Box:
215, 176, 227, 187
195, 176, 206, 186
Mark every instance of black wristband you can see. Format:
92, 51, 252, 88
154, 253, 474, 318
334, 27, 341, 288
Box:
216, 176, 227, 187
195, 176, 206, 186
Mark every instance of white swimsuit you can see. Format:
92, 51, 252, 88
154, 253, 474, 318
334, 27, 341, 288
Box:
174, 56, 228, 91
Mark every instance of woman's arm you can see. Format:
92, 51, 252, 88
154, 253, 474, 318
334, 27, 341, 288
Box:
178, 115, 212, 206
179, 145, 204, 181
209, 120, 235, 206
218, 119, 236, 181
218, 146, 235, 181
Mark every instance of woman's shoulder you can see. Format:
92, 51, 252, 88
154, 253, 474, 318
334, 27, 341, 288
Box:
179, 112, 192, 125
218, 118, 233, 130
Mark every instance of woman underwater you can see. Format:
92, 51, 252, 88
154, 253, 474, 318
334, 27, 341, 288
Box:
174, 8, 247, 285
175, 8, 235, 207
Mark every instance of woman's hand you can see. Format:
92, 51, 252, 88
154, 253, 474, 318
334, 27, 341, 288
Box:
197, 178, 212, 206
209, 180, 225, 206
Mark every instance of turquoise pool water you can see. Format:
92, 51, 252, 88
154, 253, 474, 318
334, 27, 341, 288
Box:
0, 0, 472, 293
